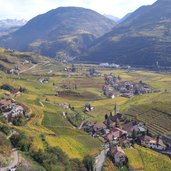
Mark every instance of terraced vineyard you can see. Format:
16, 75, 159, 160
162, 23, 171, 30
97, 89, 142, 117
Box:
125, 100, 171, 136
125, 145, 171, 171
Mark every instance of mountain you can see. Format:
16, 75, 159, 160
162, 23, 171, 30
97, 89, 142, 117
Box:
0, 19, 27, 31
80, 0, 171, 67
104, 14, 120, 22
0, 19, 27, 37
0, 7, 115, 61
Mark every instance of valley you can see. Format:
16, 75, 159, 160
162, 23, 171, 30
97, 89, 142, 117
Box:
0, 0, 171, 170
0, 51, 171, 170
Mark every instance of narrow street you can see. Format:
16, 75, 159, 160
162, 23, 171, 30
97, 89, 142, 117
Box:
95, 147, 109, 171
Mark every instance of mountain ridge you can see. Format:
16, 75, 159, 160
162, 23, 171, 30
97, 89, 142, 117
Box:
80, 0, 171, 66
0, 7, 115, 61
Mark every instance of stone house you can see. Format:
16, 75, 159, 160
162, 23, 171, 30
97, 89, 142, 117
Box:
141, 135, 166, 150
0, 99, 13, 112
104, 127, 127, 142
0, 99, 25, 118
111, 146, 126, 165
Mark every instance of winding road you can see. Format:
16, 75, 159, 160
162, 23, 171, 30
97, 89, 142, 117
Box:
95, 147, 109, 171
0, 149, 19, 171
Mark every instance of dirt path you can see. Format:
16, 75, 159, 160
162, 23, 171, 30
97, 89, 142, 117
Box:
19, 64, 38, 74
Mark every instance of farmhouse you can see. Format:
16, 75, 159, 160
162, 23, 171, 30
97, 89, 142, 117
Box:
0, 99, 25, 118
38, 78, 49, 83
141, 135, 166, 150
0, 99, 13, 112
111, 146, 127, 165
122, 121, 146, 136
104, 127, 127, 142
81, 121, 107, 136
91, 122, 106, 136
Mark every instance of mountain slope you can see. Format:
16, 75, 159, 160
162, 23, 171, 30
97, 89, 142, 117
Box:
0, 47, 53, 72
0, 7, 115, 61
81, 0, 171, 67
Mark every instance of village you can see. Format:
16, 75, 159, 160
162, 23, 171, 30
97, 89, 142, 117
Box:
103, 74, 155, 98
0, 85, 29, 126
80, 103, 171, 168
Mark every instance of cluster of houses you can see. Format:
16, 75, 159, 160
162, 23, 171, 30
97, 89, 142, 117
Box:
99, 63, 131, 70
81, 104, 169, 166
99, 63, 120, 68
103, 74, 155, 98
0, 98, 25, 123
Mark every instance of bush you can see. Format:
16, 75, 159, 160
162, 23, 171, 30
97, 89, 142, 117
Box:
30, 147, 70, 171
70, 159, 87, 171
0, 84, 15, 92
0, 125, 11, 135
10, 133, 31, 151
83, 155, 95, 171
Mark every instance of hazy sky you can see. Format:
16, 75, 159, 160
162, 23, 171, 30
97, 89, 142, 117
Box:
0, 0, 157, 20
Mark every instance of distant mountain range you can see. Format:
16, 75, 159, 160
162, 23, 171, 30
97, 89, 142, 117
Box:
0, 7, 115, 61
80, 0, 171, 66
0, 19, 27, 31
104, 14, 120, 22
0, 19, 27, 38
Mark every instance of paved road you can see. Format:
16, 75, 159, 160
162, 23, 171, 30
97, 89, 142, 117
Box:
95, 147, 109, 171
0, 149, 19, 171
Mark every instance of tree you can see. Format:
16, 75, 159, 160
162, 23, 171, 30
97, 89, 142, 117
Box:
83, 155, 95, 171
70, 159, 87, 171
89, 67, 96, 76
105, 114, 108, 120
131, 129, 137, 146
19, 87, 27, 93
109, 111, 113, 117
0, 84, 15, 92
71, 64, 76, 72
118, 75, 121, 80
10, 133, 31, 151
115, 118, 122, 129
146, 128, 149, 136
156, 135, 160, 146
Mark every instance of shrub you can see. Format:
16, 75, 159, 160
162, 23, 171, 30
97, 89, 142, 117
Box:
83, 155, 95, 171
0, 84, 15, 92
10, 133, 31, 151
